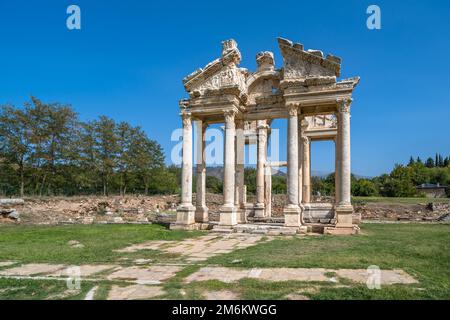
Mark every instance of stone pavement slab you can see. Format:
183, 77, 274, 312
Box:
203, 290, 240, 300
49, 265, 118, 277
0, 263, 66, 276
116, 234, 267, 262
107, 285, 164, 300
185, 267, 418, 285
0, 261, 16, 268
107, 265, 182, 284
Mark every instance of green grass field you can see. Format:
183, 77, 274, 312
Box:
0, 223, 449, 300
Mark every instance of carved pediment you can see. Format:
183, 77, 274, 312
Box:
183, 39, 248, 98
278, 37, 341, 81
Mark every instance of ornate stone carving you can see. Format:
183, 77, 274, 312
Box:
256, 51, 275, 71
301, 136, 310, 145
181, 111, 192, 127
224, 110, 236, 127
182, 39, 247, 97
337, 98, 353, 114
287, 105, 298, 117
278, 37, 341, 80
305, 115, 337, 130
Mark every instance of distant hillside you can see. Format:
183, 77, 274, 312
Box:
203, 167, 371, 180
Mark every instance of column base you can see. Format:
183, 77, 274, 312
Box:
171, 205, 196, 230
219, 205, 237, 228
236, 207, 246, 224
324, 204, 359, 235
334, 204, 354, 228
195, 206, 209, 223
253, 203, 265, 218
283, 204, 302, 227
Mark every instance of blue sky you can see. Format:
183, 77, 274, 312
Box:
1, 0, 449, 176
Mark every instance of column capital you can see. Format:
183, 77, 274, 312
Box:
301, 135, 310, 145
287, 104, 298, 117
337, 98, 353, 113
180, 111, 192, 127
224, 110, 237, 126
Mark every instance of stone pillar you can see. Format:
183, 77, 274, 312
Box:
235, 119, 246, 223
302, 136, 311, 204
254, 121, 267, 218
195, 120, 208, 223
264, 165, 272, 218
334, 128, 340, 205
174, 111, 195, 229
297, 117, 304, 205
284, 105, 304, 230
334, 98, 355, 230
219, 110, 237, 227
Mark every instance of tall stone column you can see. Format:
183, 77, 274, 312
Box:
302, 136, 311, 204
195, 120, 208, 223
219, 110, 237, 227
254, 121, 267, 218
174, 111, 195, 229
264, 165, 272, 218
284, 105, 304, 230
297, 117, 304, 205
235, 119, 246, 223
334, 125, 341, 205
334, 98, 354, 229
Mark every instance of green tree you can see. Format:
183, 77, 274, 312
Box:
94, 116, 119, 196
0, 105, 33, 196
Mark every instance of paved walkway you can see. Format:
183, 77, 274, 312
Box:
0, 234, 419, 300
116, 233, 265, 262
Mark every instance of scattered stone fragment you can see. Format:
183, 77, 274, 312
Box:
134, 259, 153, 265
68, 240, 85, 248
7, 210, 20, 220
107, 285, 164, 300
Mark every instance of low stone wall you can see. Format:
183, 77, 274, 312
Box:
1, 194, 449, 225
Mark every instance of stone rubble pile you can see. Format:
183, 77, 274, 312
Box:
1, 194, 448, 225
0, 198, 24, 223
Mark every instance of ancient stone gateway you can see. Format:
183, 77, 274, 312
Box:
171, 38, 360, 235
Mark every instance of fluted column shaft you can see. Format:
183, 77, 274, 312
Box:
254, 121, 267, 217
195, 120, 208, 222
302, 136, 311, 203
223, 111, 236, 207
235, 120, 245, 208
181, 112, 193, 206
338, 100, 352, 205
334, 126, 341, 204
286, 106, 299, 206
